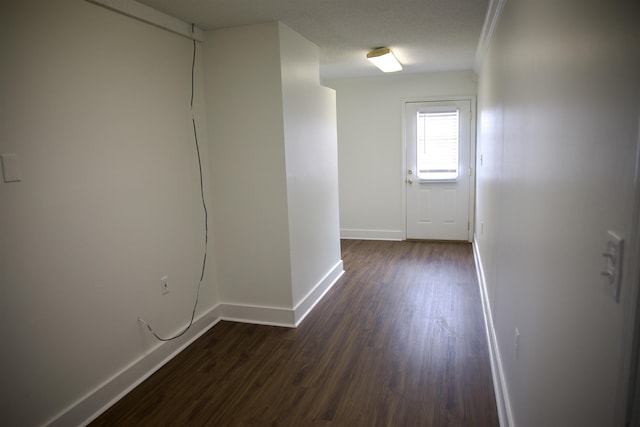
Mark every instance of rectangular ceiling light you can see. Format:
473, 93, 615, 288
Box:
367, 48, 403, 73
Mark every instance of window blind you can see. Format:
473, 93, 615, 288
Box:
416, 109, 459, 180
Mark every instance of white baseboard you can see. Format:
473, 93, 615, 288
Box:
473, 239, 514, 427
220, 260, 345, 328
340, 228, 404, 241
294, 260, 344, 326
220, 303, 296, 327
48, 305, 222, 427
46, 261, 345, 426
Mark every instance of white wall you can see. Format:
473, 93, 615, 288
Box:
0, 4, 341, 425
204, 23, 294, 309
475, 0, 640, 425
279, 24, 342, 308
204, 22, 343, 321
325, 72, 477, 240
0, 1, 219, 426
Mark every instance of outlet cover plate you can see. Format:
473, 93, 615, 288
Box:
161, 276, 169, 295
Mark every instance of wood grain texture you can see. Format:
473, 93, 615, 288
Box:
91, 240, 499, 426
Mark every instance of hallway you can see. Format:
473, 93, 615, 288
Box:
93, 240, 498, 426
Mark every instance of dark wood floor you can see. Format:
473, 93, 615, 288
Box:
92, 240, 499, 426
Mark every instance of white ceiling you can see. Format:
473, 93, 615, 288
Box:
137, 0, 489, 80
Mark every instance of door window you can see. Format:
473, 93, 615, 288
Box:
416, 109, 459, 180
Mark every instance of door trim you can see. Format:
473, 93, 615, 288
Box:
619, 114, 640, 426
401, 95, 477, 241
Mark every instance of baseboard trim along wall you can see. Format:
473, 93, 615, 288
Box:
473, 239, 514, 427
340, 228, 403, 241
294, 260, 344, 326
221, 260, 345, 327
49, 305, 223, 427
221, 303, 296, 327
54, 261, 345, 426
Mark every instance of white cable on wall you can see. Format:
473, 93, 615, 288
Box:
137, 24, 209, 342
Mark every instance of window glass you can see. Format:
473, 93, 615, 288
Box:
416, 109, 459, 180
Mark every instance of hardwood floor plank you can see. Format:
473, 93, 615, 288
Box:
91, 240, 499, 426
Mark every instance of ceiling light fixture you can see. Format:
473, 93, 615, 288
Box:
366, 47, 403, 73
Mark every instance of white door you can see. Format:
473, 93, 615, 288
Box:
405, 99, 473, 240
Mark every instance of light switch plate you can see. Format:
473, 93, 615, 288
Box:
1, 154, 21, 182
602, 230, 624, 302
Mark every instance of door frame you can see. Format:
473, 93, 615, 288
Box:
401, 95, 477, 241
619, 116, 640, 426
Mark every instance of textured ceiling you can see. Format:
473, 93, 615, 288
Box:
137, 0, 489, 80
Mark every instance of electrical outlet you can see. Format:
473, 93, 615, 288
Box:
514, 328, 520, 360
161, 276, 169, 295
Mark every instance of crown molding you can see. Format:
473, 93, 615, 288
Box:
473, 0, 507, 74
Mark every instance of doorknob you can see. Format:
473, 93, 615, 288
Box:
407, 178, 414, 184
